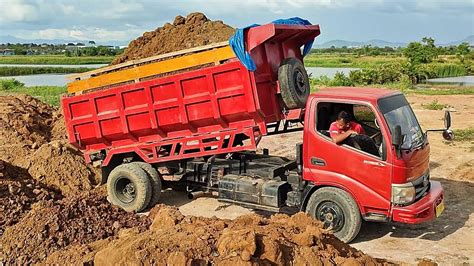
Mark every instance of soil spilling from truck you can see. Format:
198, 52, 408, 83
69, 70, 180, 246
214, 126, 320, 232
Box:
0, 94, 100, 196
43, 205, 387, 265
111, 12, 235, 65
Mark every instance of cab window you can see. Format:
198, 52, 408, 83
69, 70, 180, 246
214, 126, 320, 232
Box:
316, 102, 385, 159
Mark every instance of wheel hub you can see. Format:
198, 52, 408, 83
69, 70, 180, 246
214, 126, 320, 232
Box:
293, 70, 307, 95
316, 201, 345, 232
115, 177, 136, 203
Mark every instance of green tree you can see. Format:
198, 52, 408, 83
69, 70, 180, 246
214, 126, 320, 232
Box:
456, 42, 470, 63
404, 37, 438, 65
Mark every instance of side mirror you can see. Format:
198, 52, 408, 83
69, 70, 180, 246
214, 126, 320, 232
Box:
444, 111, 451, 129
442, 129, 454, 141
392, 125, 403, 147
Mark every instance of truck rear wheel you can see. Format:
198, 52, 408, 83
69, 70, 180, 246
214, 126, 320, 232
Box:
131, 162, 162, 208
305, 187, 361, 243
278, 57, 310, 109
107, 163, 152, 212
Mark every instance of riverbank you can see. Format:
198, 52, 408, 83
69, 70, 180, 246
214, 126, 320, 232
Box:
0, 66, 95, 76
0, 79, 66, 106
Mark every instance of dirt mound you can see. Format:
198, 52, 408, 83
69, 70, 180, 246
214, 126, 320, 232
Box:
0, 94, 99, 196
0, 160, 61, 236
45, 205, 387, 265
28, 140, 101, 197
0, 190, 150, 264
111, 12, 235, 65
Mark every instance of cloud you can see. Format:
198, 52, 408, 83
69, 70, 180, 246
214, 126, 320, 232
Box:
0, 0, 472, 44
0, 0, 40, 23
13, 27, 144, 42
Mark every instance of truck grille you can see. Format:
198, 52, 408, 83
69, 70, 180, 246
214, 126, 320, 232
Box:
412, 171, 430, 202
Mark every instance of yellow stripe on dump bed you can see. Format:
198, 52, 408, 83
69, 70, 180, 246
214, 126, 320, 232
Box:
67, 46, 236, 94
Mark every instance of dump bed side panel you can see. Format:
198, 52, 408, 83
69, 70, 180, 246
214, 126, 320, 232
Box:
62, 61, 266, 151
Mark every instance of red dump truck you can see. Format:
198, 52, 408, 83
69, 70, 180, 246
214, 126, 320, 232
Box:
62, 23, 452, 242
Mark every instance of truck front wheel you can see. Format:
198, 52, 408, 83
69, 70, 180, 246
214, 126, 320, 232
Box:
107, 163, 152, 212
305, 187, 361, 243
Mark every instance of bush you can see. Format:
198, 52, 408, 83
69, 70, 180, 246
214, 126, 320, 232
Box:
0, 79, 24, 91
310, 72, 354, 87
349, 62, 404, 85
421, 99, 448, 110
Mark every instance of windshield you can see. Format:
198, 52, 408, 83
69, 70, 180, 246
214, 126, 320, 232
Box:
378, 94, 423, 149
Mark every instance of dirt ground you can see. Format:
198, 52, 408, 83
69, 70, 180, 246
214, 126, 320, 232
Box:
157, 93, 474, 265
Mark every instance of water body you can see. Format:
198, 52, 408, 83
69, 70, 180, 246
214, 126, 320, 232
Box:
1, 67, 356, 87
0, 74, 70, 87
0, 64, 107, 68
425, 76, 474, 86
305, 67, 359, 78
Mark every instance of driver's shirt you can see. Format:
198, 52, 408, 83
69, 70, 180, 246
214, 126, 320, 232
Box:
329, 121, 365, 138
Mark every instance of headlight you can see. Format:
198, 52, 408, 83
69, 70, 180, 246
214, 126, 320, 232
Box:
392, 183, 416, 205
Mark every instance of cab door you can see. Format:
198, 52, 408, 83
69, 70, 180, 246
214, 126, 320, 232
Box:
303, 99, 392, 212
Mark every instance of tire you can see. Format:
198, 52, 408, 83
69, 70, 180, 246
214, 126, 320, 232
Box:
305, 187, 361, 243
131, 162, 162, 208
278, 57, 310, 109
107, 163, 152, 212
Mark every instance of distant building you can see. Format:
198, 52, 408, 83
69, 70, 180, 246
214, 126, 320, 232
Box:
0, 49, 14, 56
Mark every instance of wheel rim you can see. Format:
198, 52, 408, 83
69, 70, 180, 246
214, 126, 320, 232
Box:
316, 201, 345, 232
115, 177, 136, 204
293, 70, 307, 95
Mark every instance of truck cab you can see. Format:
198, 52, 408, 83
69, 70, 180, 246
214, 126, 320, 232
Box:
299, 88, 447, 242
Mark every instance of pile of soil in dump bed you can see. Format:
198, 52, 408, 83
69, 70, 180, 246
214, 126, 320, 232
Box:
0, 94, 100, 196
0, 160, 61, 236
111, 12, 235, 65
44, 205, 390, 265
0, 190, 150, 265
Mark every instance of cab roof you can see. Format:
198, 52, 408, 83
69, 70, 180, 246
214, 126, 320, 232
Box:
310, 87, 401, 102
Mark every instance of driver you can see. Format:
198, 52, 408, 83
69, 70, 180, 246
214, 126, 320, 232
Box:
329, 111, 365, 144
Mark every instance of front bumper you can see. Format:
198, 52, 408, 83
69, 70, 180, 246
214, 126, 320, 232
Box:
391, 181, 444, 224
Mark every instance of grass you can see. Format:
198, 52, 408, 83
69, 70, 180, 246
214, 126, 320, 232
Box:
310, 77, 474, 96
0, 79, 66, 106
433, 64, 467, 78
406, 86, 474, 95
453, 127, 474, 142
0, 66, 95, 76
304, 53, 405, 68
304, 53, 465, 69
0, 55, 114, 65
421, 99, 448, 110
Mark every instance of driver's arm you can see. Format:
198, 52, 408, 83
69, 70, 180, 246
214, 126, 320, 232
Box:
331, 130, 356, 144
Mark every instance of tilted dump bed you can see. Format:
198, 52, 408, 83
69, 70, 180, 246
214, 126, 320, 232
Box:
62, 23, 320, 166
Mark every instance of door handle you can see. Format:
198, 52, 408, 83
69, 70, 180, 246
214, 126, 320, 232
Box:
311, 157, 326, 166
363, 160, 385, 167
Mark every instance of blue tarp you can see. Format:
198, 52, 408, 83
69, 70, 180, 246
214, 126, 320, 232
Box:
229, 17, 314, 71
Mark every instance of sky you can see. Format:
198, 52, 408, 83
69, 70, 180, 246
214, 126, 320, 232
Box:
0, 0, 473, 45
